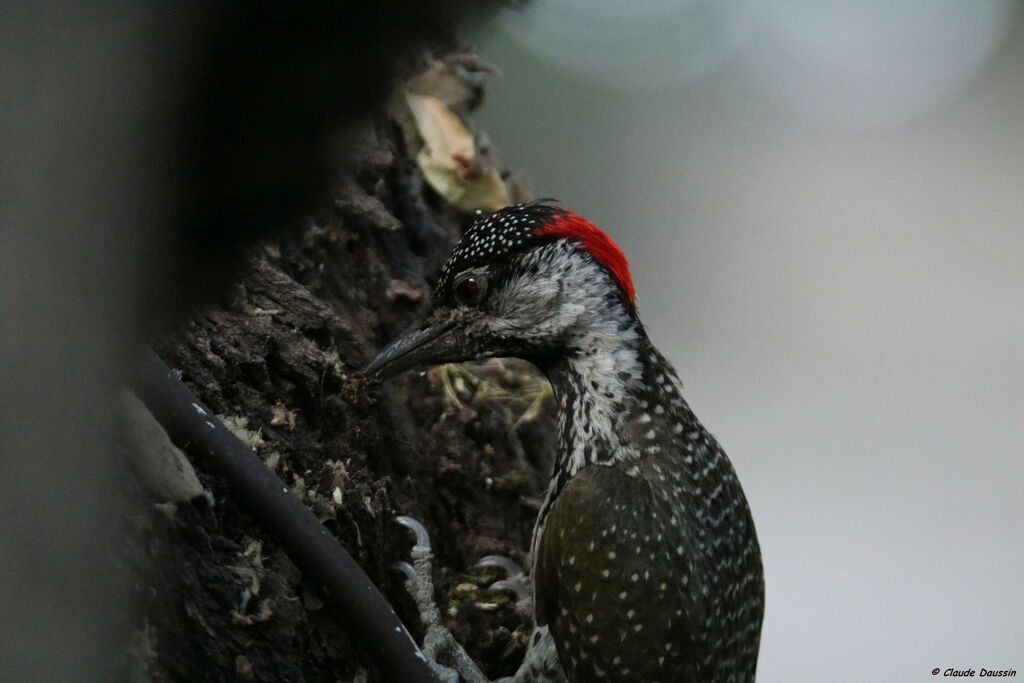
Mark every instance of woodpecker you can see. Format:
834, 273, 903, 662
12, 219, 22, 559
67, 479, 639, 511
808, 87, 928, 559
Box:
364, 201, 764, 683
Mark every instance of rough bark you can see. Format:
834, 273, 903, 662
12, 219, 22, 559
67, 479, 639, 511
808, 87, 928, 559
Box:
126, 79, 554, 683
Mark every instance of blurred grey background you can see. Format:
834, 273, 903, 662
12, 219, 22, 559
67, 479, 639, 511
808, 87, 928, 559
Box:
470, 1, 1024, 680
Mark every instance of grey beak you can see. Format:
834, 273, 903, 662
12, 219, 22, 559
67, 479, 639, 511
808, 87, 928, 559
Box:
359, 317, 457, 378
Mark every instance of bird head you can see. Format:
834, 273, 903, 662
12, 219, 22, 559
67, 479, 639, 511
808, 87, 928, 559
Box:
361, 201, 637, 379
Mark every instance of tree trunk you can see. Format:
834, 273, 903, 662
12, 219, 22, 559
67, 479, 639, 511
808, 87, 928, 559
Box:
129, 66, 553, 683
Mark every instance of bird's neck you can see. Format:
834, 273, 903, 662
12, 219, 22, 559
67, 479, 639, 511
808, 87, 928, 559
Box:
539, 305, 695, 481
527, 296, 705, 565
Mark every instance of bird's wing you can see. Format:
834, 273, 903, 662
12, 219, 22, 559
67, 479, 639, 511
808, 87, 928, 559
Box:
535, 463, 703, 683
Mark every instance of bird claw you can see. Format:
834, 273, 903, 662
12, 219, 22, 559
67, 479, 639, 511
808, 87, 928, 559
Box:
487, 578, 530, 602
393, 515, 491, 683
475, 554, 523, 576
475, 554, 530, 603
396, 514, 431, 549
388, 560, 416, 582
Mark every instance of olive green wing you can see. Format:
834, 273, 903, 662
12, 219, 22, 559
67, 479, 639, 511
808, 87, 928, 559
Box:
535, 464, 703, 683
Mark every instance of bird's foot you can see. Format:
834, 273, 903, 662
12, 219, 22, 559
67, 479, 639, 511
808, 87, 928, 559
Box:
475, 555, 532, 618
392, 516, 491, 683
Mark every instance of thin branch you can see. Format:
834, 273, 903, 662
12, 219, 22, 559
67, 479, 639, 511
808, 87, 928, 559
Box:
133, 346, 438, 683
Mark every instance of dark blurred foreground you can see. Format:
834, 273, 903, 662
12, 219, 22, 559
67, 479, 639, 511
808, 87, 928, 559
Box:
0, 4, 521, 680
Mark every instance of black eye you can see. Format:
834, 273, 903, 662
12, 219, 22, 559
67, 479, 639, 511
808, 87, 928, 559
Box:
453, 274, 487, 307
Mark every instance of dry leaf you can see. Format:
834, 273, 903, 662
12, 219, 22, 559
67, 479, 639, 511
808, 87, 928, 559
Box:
120, 390, 204, 503
270, 404, 298, 431
406, 62, 475, 110
405, 54, 497, 110
220, 414, 264, 449
405, 93, 508, 212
